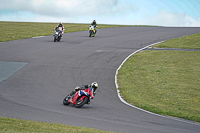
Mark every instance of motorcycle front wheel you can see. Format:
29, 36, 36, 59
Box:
54, 36, 56, 42
58, 36, 61, 42
89, 31, 93, 37
75, 96, 88, 108
92, 31, 95, 37
63, 95, 70, 105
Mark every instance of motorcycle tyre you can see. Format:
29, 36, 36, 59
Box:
54, 37, 56, 42
92, 31, 96, 37
58, 36, 61, 42
63, 95, 70, 105
92, 31, 95, 37
75, 97, 88, 108
89, 31, 92, 37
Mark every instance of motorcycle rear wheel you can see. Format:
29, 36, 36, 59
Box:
75, 97, 88, 108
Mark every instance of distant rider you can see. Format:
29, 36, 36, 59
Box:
54, 22, 65, 36
69, 82, 98, 98
91, 20, 97, 33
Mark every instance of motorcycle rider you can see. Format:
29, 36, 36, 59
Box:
91, 20, 97, 33
69, 82, 98, 98
54, 22, 65, 36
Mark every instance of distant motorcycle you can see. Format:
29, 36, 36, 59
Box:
53, 27, 64, 42
88, 25, 96, 37
63, 87, 94, 108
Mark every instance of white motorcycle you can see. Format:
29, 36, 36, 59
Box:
54, 27, 64, 42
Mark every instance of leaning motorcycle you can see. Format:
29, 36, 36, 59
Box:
53, 27, 63, 42
63, 87, 94, 108
88, 25, 96, 37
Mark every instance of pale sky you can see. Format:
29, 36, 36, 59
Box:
1, 0, 200, 27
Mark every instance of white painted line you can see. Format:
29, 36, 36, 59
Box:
115, 41, 164, 89
96, 50, 103, 52
32, 36, 45, 38
115, 41, 199, 125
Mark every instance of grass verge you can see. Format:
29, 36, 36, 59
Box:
117, 33, 200, 122
152, 33, 200, 49
0, 117, 115, 133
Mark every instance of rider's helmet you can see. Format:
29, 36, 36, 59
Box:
59, 22, 63, 27
91, 82, 98, 94
93, 20, 96, 23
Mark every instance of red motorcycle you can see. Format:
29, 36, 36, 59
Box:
63, 87, 94, 108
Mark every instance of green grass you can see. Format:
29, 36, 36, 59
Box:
153, 33, 200, 49
117, 33, 200, 122
0, 117, 116, 133
0, 21, 138, 42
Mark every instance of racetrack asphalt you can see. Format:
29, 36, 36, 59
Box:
0, 27, 200, 133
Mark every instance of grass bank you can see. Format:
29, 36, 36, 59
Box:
0, 117, 115, 133
0, 21, 137, 42
152, 33, 200, 49
117, 33, 200, 122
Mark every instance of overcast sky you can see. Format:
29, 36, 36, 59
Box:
1, 0, 200, 27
